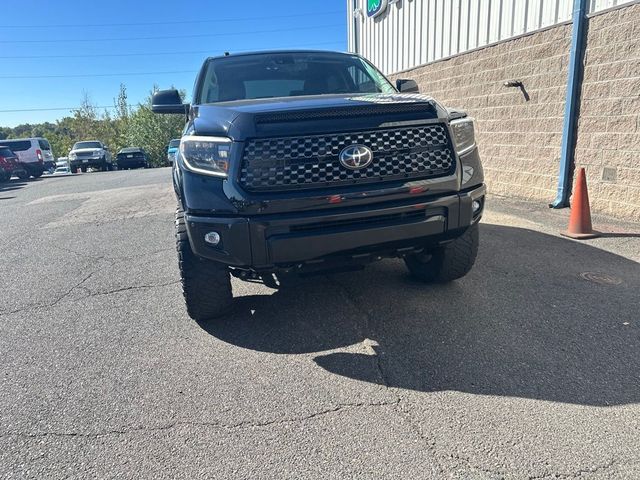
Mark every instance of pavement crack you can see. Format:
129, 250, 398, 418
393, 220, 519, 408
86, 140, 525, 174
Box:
528, 458, 618, 479
86, 280, 180, 297
224, 399, 401, 430
393, 399, 449, 476
0, 269, 98, 317
1, 400, 401, 440
330, 276, 392, 390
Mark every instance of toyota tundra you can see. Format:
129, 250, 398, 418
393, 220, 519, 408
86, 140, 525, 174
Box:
152, 50, 485, 320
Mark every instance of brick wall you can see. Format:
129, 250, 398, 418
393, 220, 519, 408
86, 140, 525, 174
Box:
574, 3, 640, 220
390, 2, 640, 221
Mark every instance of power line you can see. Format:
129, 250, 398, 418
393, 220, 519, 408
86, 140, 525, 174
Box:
0, 41, 345, 60
0, 70, 196, 79
0, 10, 344, 29
0, 24, 342, 44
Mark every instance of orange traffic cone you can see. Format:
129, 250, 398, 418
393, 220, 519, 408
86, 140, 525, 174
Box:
561, 168, 599, 239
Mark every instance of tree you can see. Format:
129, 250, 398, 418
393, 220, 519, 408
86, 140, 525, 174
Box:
126, 89, 185, 167
0, 84, 186, 166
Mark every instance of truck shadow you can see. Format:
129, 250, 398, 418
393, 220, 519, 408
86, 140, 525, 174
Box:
198, 224, 640, 406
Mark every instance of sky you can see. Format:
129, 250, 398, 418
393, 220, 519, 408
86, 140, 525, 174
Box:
0, 0, 347, 127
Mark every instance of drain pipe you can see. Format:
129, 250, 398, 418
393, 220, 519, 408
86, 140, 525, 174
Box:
550, 0, 588, 209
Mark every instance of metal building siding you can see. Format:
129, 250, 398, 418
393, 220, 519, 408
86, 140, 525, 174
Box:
348, 0, 636, 74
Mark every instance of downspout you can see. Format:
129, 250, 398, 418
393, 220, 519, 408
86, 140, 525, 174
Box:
352, 0, 360, 55
550, 0, 588, 208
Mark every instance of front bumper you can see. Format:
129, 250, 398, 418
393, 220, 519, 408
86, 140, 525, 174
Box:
184, 184, 486, 270
70, 157, 106, 168
118, 158, 146, 168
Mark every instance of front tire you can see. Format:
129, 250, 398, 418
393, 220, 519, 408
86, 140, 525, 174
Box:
404, 224, 479, 283
176, 207, 233, 321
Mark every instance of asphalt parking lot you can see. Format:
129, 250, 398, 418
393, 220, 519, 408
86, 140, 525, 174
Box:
1, 169, 639, 479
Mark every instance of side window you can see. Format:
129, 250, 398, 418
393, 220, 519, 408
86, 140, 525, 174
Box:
38, 139, 51, 150
2, 140, 31, 151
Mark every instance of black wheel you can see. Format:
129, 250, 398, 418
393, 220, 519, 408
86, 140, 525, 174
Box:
31, 169, 43, 179
176, 207, 233, 320
17, 170, 28, 180
81, 166, 87, 173
404, 223, 479, 283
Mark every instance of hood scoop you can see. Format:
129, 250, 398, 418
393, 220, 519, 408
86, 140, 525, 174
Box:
255, 101, 437, 124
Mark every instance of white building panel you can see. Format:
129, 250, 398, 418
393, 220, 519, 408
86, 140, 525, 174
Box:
348, 0, 637, 74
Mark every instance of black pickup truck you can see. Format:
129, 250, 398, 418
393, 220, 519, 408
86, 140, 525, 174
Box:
153, 50, 485, 320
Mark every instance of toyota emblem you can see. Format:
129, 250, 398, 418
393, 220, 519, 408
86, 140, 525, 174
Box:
339, 145, 374, 170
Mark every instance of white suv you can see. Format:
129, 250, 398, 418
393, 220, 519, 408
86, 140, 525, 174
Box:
0, 137, 53, 179
68, 141, 114, 172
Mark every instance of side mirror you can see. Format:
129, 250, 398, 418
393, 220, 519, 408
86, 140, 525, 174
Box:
152, 89, 189, 114
396, 79, 420, 93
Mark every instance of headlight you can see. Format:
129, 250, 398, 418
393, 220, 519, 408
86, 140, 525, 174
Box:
93, 151, 102, 157
450, 117, 476, 155
69, 152, 77, 160
179, 136, 231, 177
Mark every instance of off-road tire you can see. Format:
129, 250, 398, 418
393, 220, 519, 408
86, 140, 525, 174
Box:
176, 207, 233, 320
404, 223, 479, 283
16, 170, 28, 180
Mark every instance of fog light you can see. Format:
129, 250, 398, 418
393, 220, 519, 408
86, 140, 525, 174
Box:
204, 231, 221, 246
472, 200, 482, 213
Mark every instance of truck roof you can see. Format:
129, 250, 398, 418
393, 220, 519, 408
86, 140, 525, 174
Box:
205, 49, 351, 62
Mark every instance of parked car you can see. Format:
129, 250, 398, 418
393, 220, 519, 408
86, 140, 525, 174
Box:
116, 147, 149, 170
52, 165, 72, 175
68, 141, 113, 172
167, 139, 180, 165
0, 145, 18, 182
0, 137, 52, 179
153, 50, 485, 320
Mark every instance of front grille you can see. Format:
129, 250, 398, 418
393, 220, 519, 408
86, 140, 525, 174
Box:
239, 124, 455, 192
76, 151, 94, 158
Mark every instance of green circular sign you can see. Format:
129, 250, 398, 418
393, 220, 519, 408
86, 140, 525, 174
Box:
367, 0, 388, 18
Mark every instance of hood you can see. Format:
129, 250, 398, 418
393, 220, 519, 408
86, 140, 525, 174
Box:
190, 93, 450, 140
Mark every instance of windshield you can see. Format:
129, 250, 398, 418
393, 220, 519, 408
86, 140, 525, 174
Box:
197, 52, 395, 103
73, 141, 102, 149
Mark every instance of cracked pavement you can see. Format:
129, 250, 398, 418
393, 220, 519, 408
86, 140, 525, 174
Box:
1, 169, 639, 479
